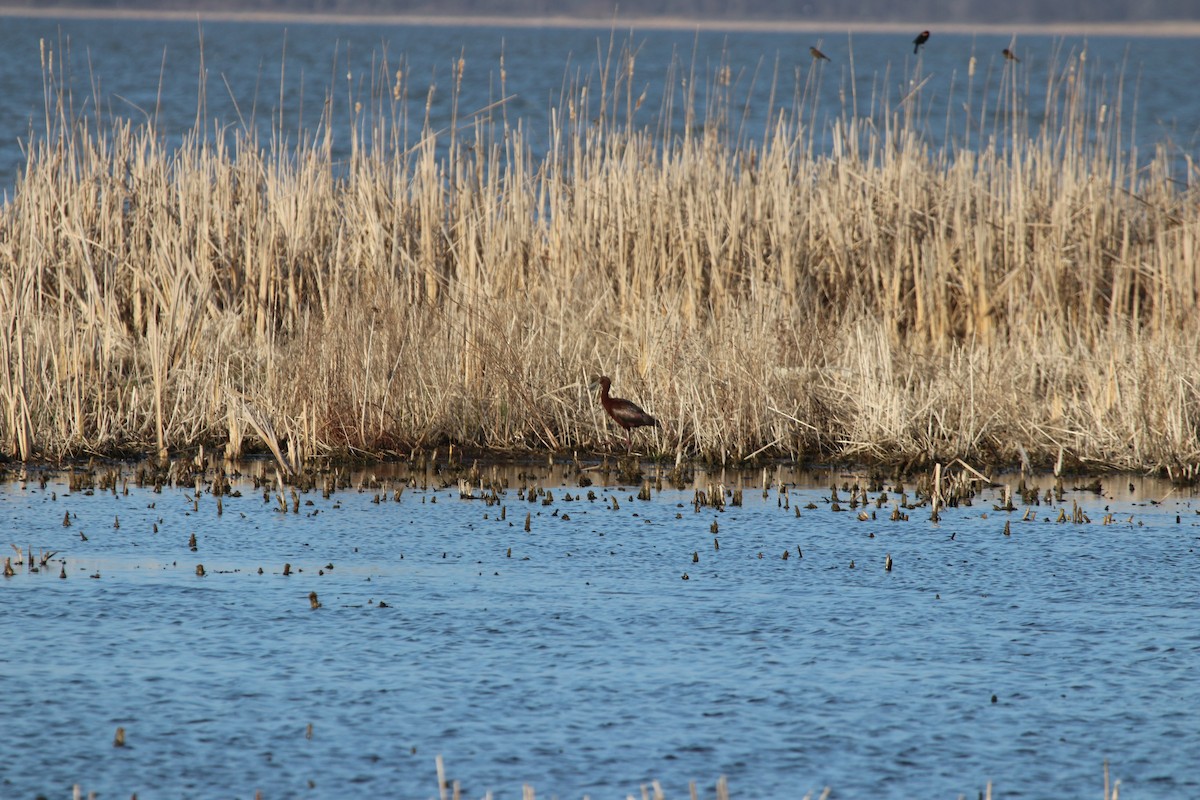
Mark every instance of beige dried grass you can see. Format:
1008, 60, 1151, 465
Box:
2, 38, 1198, 473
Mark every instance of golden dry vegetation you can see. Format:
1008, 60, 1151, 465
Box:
2, 38, 1198, 474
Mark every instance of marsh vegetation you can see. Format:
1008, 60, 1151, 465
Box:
2, 36, 1198, 474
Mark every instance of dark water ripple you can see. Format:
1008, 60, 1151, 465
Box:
2, 471, 1200, 799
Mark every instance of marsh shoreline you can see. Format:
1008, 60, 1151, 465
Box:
2, 6, 1200, 36
3, 25, 1198, 476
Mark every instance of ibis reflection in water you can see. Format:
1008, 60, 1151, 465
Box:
594, 375, 659, 452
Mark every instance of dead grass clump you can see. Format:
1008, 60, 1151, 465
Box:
2, 38, 1198, 472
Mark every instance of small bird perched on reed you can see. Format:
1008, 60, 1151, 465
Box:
1002, 48, 1020, 62
593, 376, 659, 452
913, 30, 930, 54
809, 46, 831, 62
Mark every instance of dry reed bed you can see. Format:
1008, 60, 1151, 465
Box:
2, 42, 1199, 473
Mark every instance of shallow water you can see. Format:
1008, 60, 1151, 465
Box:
2, 461, 1198, 799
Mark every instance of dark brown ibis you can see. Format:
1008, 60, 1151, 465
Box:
594, 376, 659, 452
913, 30, 930, 54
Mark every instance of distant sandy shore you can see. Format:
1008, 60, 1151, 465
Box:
2, 6, 1199, 37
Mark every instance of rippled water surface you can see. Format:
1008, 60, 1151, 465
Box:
1, 16, 1199, 192
2, 461, 1199, 799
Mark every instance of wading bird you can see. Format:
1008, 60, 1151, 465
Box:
913, 30, 930, 54
1002, 48, 1020, 62
809, 46, 831, 62
594, 376, 659, 452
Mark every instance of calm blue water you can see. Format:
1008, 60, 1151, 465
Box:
1, 462, 1198, 798
1, 16, 1199, 195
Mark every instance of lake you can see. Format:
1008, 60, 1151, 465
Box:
2, 458, 1198, 798
1, 14, 1199, 195
2, 12, 1200, 799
